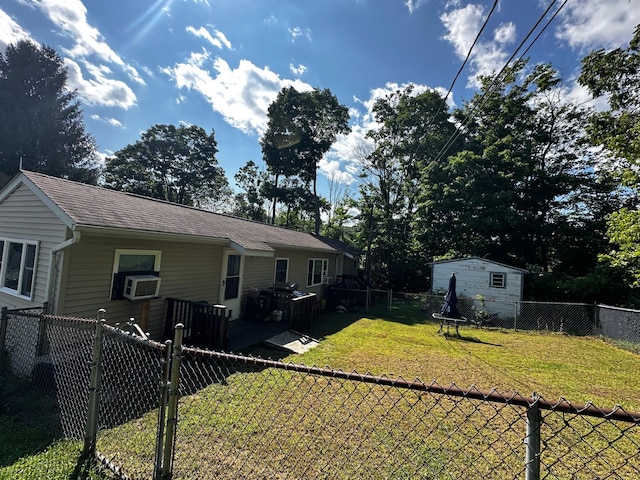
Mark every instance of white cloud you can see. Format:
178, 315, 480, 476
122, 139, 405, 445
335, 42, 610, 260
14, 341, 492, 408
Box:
90, 114, 124, 128
0, 8, 31, 50
289, 62, 307, 76
65, 57, 137, 109
186, 25, 232, 49
322, 81, 441, 186
163, 51, 313, 134
556, 0, 640, 50
264, 14, 278, 26
441, 3, 516, 88
404, 0, 427, 14
289, 26, 311, 42
32, 0, 144, 85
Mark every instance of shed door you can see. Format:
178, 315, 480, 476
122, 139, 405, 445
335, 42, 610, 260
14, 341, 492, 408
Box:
220, 250, 243, 320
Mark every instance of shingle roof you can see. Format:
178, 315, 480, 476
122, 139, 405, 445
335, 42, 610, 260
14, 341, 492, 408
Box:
19, 170, 336, 254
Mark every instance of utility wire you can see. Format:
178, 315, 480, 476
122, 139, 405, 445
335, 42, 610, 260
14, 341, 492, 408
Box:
432, 0, 500, 124
431, 0, 569, 165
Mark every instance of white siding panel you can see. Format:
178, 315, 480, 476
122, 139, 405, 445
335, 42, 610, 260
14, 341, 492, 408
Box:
0, 184, 67, 309
432, 258, 524, 318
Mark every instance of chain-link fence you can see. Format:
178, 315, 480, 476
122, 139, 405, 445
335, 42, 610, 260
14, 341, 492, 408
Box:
598, 304, 640, 344
405, 294, 627, 338
1, 307, 639, 479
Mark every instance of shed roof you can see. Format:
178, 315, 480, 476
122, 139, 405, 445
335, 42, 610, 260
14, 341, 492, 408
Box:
429, 256, 528, 273
6, 170, 337, 255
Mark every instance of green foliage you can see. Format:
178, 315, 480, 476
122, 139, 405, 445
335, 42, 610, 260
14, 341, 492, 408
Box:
579, 25, 640, 288
261, 87, 350, 233
601, 208, 640, 288
579, 24, 640, 177
104, 124, 229, 208
526, 264, 637, 305
359, 85, 456, 289
232, 160, 267, 221
0, 40, 99, 183
418, 61, 613, 273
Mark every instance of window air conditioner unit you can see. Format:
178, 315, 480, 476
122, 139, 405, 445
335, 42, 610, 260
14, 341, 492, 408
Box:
322, 276, 332, 285
123, 275, 161, 301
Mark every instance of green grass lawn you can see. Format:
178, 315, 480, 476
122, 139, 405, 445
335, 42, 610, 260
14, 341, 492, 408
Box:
2, 299, 638, 479
294, 299, 640, 412
0, 416, 110, 480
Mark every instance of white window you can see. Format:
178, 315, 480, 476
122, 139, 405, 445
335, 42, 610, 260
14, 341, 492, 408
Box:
111, 249, 161, 300
274, 258, 289, 283
490, 272, 506, 288
0, 238, 39, 299
307, 258, 328, 287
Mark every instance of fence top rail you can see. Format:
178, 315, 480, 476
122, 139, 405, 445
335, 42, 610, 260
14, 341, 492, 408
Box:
182, 346, 640, 423
599, 303, 640, 314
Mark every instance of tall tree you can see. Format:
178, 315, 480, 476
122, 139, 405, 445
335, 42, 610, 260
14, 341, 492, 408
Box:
360, 85, 460, 289
261, 87, 350, 234
579, 24, 640, 286
0, 40, 99, 182
232, 160, 267, 221
418, 61, 616, 275
104, 124, 229, 208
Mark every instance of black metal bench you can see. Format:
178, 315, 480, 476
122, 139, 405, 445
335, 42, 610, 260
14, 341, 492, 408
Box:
432, 313, 468, 336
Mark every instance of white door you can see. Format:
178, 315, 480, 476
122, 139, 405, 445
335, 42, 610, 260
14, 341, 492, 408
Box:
220, 250, 243, 320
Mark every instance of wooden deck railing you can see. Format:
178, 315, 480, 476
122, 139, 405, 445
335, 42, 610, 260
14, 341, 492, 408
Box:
164, 298, 229, 350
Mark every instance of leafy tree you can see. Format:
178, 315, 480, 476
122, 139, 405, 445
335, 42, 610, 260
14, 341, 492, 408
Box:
419, 61, 615, 275
104, 124, 229, 208
360, 85, 460, 289
261, 87, 350, 234
579, 24, 640, 287
0, 40, 99, 182
232, 160, 267, 221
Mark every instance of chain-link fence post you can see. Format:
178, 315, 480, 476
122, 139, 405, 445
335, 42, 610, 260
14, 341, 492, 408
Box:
154, 339, 172, 480
83, 309, 107, 457
525, 395, 541, 480
366, 287, 370, 312
161, 323, 184, 480
0, 306, 7, 353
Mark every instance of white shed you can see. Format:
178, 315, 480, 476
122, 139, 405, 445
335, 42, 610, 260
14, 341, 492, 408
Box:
429, 257, 527, 318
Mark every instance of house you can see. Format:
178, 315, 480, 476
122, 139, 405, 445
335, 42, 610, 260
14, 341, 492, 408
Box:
315, 235, 361, 282
429, 257, 527, 318
0, 170, 351, 340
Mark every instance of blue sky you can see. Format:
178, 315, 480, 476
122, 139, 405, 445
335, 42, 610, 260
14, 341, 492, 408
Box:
1, 0, 640, 199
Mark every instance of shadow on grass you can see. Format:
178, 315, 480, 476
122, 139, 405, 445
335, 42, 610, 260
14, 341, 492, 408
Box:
441, 333, 503, 347
0, 415, 55, 468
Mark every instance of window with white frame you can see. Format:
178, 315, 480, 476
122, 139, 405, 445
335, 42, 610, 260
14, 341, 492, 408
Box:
0, 238, 38, 299
307, 258, 328, 287
111, 249, 161, 300
274, 258, 289, 283
490, 272, 506, 288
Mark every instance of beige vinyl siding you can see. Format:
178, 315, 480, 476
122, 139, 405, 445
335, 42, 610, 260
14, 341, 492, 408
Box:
281, 249, 337, 296
243, 256, 274, 293
0, 184, 67, 309
60, 234, 224, 340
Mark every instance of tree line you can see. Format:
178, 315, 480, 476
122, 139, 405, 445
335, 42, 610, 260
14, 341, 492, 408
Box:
1, 31, 639, 305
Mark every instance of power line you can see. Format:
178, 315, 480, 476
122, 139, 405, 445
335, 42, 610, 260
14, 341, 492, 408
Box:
431, 0, 569, 165
432, 0, 500, 123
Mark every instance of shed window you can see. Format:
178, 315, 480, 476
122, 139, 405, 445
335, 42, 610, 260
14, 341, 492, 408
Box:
0, 238, 38, 299
307, 258, 328, 287
490, 272, 506, 288
111, 249, 161, 300
275, 258, 289, 283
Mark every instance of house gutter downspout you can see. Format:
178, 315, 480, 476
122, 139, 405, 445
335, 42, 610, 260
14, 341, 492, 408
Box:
46, 229, 81, 314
